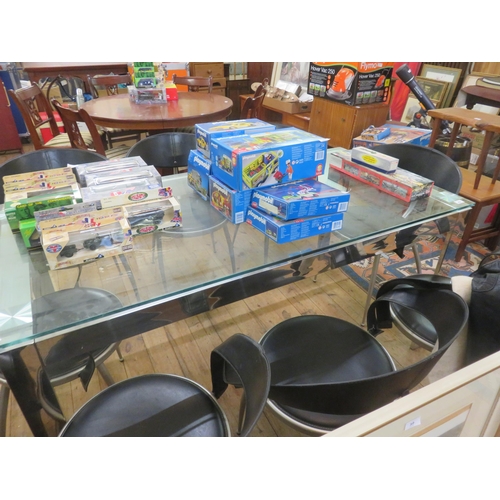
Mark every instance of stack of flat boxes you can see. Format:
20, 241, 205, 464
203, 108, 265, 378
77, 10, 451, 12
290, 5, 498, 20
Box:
187, 119, 349, 243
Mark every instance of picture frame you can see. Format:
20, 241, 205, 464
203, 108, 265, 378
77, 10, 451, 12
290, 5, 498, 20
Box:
401, 95, 437, 125
420, 64, 463, 108
414, 76, 449, 107
270, 62, 310, 95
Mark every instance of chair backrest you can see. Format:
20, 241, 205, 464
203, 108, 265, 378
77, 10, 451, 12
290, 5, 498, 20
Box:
0, 149, 106, 204
373, 143, 462, 194
126, 132, 196, 173
8, 83, 61, 150
240, 84, 266, 119
87, 74, 133, 99
51, 99, 106, 156
211, 333, 270, 436
266, 284, 468, 416
172, 74, 213, 93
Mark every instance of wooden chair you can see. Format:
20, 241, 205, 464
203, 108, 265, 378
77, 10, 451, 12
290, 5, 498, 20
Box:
87, 74, 142, 149
172, 74, 213, 93
51, 99, 129, 160
427, 107, 500, 261
8, 83, 92, 150
240, 84, 266, 119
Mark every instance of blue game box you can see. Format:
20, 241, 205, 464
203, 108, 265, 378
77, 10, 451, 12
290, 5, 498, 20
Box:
211, 128, 329, 192
246, 206, 344, 244
187, 149, 211, 201
195, 119, 275, 159
251, 178, 350, 221
209, 175, 252, 224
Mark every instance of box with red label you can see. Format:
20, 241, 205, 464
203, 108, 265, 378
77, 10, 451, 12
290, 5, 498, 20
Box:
308, 62, 393, 106
331, 158, 433, 203
352, 124, 432, 148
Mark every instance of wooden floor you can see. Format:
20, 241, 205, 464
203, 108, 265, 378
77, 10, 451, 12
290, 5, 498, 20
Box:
1, 142, 441, 438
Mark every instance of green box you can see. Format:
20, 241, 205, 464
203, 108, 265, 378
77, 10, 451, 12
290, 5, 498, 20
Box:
19, 219, 40, 249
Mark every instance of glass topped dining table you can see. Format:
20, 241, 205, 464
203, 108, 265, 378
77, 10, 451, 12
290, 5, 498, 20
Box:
81, 92, 234, 131
0, 167, 474, 436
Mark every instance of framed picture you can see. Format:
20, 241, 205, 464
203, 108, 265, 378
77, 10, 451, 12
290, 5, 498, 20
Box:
420, 64, 463, 108
415, 76, 449, 107
271, 62, 310, 95
401, 95, 437, 126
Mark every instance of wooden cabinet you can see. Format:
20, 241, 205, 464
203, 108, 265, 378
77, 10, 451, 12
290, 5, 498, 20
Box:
226, 77, 252, 120
308, 98, 390, 148
189, 62, 226, 95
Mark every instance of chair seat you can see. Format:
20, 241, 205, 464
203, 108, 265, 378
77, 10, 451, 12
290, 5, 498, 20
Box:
103, 144, 130, 160
59, 374, 229, 437
44, 131, 93, 149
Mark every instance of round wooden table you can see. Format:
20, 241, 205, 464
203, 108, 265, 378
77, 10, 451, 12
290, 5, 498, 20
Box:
81, 92, 233, 131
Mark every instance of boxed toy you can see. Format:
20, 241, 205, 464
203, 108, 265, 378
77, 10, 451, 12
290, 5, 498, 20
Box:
3, 174, 77, 197
2, 167, 74, 185
80, 178, 173, 208
211, 128, 328, 191
246, 206, 343, 244
84, 165, 162, 188
331, 158, 434, 203
73, 156, 147, 186
124, 197, 182, 235
195, 119, 275, 159
39, 207, 133, 270
308, 62, 393, 106
187, 149, 211, 200
251, 179, 350, 221
128, 85, 166, 104
209, 175, 252, 224
327, 147, 352, 169
352, 124, 432, 148
351, 146, 399, 173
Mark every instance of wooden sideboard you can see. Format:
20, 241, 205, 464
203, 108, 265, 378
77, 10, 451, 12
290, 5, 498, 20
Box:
189, 62, 226, 95
308, 98, 390, 148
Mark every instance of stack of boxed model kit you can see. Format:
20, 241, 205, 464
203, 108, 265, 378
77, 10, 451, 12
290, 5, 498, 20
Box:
1, 156, 182, 270
186, 118, 350, 243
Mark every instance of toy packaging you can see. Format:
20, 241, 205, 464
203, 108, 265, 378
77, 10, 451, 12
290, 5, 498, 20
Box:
251, 179, 350, 221
211, 128, 328, 191
351, 146, 399, 173
195, 119, 275, 159
187, 149, 211, 200
352, 124, 432, 148
308, 62, 393, 106
124, 197, 182, 235
73, 156, 147, 186
246, 206, 343, 244
83, 165, 162, 188
209, 176, 252, 224
359, 126, 391, 141
39, 207, 133, 270
80, 178, 173, 208
331, 158, 434, 203
2, 167, 74, 185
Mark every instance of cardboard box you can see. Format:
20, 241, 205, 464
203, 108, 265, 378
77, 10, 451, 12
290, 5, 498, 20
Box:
352, 124, 432, 148
308, 62, 393, 106
351, 146, 399, 173
195, 119, 275, 159
124, 197, 182, 235
246, 206, 343, 244
262, 95, 313, 115
128, 85, 165, 103
251, 179, 350, 220
187, 149, 211, 200
331, 158, 433, 203
209, 176, 252, 224
39, 207, 133, 270
2, 167, 74, 185
211, 128, 328, 191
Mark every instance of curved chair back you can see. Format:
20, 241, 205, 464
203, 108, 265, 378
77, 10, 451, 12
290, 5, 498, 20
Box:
87, 73, 133, 99
172, 74, 213, 93
262, 281, 468, 422
8, 83, 71, 150
373, 143, 462, 193
240, 84, 266, 119
51, 99, 106, 155
0, 148, 106, 204
126, 132, 196, 176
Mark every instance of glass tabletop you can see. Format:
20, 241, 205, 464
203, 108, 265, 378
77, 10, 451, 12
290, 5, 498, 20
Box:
0, 168, 474, 353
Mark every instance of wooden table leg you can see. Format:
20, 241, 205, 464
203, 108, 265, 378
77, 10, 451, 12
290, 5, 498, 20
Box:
455, 203, 483, 262
446, 122, 461, 156
428, 118, 443, 148
475, 131, 494, 189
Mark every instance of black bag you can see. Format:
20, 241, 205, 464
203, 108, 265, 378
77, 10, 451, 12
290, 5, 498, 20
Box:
467, 251, 500, 364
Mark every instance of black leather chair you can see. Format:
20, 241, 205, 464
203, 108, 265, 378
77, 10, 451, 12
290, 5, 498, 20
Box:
257, 276, 468, 435
361, 143, 463, 325
0, 148, 106, 204
126, 132, 196, 176
58, 334, 270, 437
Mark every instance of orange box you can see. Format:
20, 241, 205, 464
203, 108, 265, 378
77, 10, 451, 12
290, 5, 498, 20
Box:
308, 62, 393, 106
